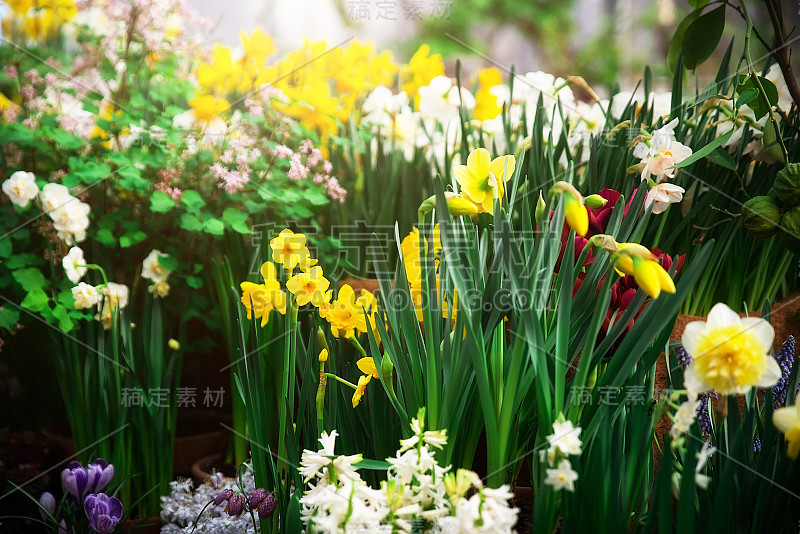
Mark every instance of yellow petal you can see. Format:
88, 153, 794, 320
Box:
489, 155, 516, 183
633, 259, 661, 299
357, 357, 380, 379
260, 261, 278, 283
564, 196, 588, 237
466, 148, 491, 177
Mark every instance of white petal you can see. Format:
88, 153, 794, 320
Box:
757, 358, 781, 388
683, 365, 707, 395
740, 317, 774, 350
706, 303, 740, 328
681, 321, 707, 356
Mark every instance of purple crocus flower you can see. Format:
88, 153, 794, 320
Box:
39, 492, 56, 521
61, 459, 115, 501
84, 493, 123, 534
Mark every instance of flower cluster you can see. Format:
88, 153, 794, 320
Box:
541, 418, 582, 492
37, 458, 123, 534
300, 411, 518, 533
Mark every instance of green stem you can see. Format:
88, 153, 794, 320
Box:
324, 373, 358, 390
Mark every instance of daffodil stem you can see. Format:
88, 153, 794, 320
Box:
348, 336, 367, 359
740, 0, 789, 163
77, 263, 109, 286
324, 373, 357, 390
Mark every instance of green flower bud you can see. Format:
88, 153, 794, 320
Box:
779, 205, 800, 254
741, 196, 781, 238
773, 163, 800, 205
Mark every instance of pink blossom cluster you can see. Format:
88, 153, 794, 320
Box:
154, 168, 183, 200
272, 140, 346, 203
3, 144, 23, 168
211, 133, 261, 194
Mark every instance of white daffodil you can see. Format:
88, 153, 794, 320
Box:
62, 246, 87, 284
670, 399, 700, 439
633, 119, 693, 182
2, 171, 39, 208
544, 459, 579, 492
72, 282, 99, 310
682, 302, 779, 395
646, 182, 685, 214
142, 249, 171, 284
546, 420, 583, 456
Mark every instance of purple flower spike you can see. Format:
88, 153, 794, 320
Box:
226, 494, 246, 517
84, 493, 123, 534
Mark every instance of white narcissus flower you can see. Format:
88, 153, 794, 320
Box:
682, 302, 779, 395
2, 171, 39, 208
418, 76, 475, 125
62, 246, 88, 284
72, 282, 99, 310
148, 282, 170, 298
633, 119, 693, 182
546, 420, 583, 455
40, 183, 91, 245
670, 399, 701, 439
142, 249, 170, 284
646, 182, 686, 214
773, 402, 800, 459
544, 459, 579, 492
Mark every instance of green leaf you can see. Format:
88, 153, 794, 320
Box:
187, 276, 204, 289
0, 306, 20, 329
688, 0, 709, 7
736, 76, 779, 120
223, 207, 251, 234
672, 129, 734, 169
179, 213, 204, 232
181, 190, 205, 212
21, 288, 49, 312
117, 166, 149, 190
680, 5, 725, 70
72, 161, 112, 185
158, 254, 179, 271
0, 237, 11, 258
149, 191, 175, 213
52, 304, 73, 332
12, 267, 47, 291
5, 253, 39, 269
668, 9, 702, 73
705, 147, 737, 170
56, 290, 76, 309
119, 230, 147, 248
204, 218, 225, 236
95, 228, 116, 247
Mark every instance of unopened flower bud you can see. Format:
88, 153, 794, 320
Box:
583, 194, 608, 209
318, 348, 328, 362
39, 492, 56, 519
168, 339, 180, 350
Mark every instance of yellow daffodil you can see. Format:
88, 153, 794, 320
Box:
286, 266, 330, 307
240, 263, 287, 327
357, 357, 380, 379
473, 68, 503, 121
453, 148, 516, 215
611, 243, 676, 299
352, 374, 372, 407
773, 402, 800, 459
682, 303, 779, 395
270, 229, 311, 271
401, 44, 445, 99
400, 226, 442, 286
549, 181, 588, 236
188, 94, 229, 124
240, 27, 275, 66
318, 348, 328, 362
321, 284, 367, 339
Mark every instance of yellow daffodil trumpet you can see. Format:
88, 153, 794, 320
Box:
611, 243, 676, 299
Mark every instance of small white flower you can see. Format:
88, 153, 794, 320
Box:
148, 282, 170, 298
2, 171, 39, 208
633, 119, 693, 182
544, 459, 579, 492
646, 182, 685, 214
62, 246, 87, 284
670, 399, 701, 439
72, 282, 99, 310
142, 249, 170, 284
546, 420, 583, 456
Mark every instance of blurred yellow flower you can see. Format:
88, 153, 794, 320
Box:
453, 148, 516, 215
240, 27, 275, 66
612, 243, 676, 299
352, 374, 371, 407
270, 229, 311, 271
773, 403, 800, 459
189, 94, 230, 124
357, 357, 380, 379
401, 44, 445, 99
286, 266, 330, 307
401, 226, 442, 286
473, 68, 503, 121
682, 303, 779, 395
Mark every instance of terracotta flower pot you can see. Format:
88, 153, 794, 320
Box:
173, 409, 232, 475
190, 453, 236, 486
